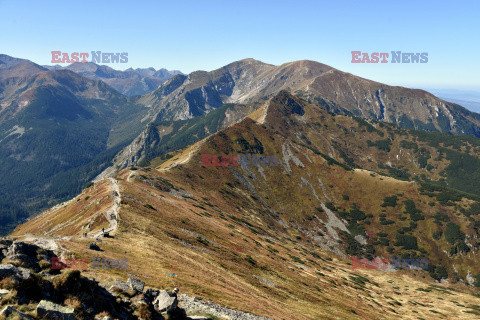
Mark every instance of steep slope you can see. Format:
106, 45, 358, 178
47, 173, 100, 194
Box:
12, 92, 480, 319
0, 54, 47, 80
136, 58, 480, 137
0, 68, 150, 234
104, 58, 480, 181
96, 101, 262, 178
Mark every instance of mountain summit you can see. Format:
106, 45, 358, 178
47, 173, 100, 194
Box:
136, 58, 480, 137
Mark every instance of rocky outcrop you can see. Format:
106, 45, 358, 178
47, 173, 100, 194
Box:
127, 277, 145, 293
0, 240, 270, 320
153, 290, 178, 312
0, 306, 33, 319
0, 263, 31, 281
178, 294, 273, 320
36, 300, 75, 320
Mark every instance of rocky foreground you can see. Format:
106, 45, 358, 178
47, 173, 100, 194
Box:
0, 239, 269, 320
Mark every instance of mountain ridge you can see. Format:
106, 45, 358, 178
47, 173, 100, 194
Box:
12, 91, 480, 319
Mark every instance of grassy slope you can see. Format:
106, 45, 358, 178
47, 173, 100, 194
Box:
12, 93, 480, 318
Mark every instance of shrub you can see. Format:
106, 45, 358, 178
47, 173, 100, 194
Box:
433, 212, 449, 225
196, 237, 209, 246
433, 230, 442, 240
444, 223, 465, 244
403, 200, 424, 221
137, 304, 153, 320
290, 255, 305, 264
143, 204, 156, 211
367, 139, 392, 152
428, 265, 448, 281
400, 140, 419, 151
381, 195, 398, 207
474, 273, 480, 287
245, 255, 256, 266
325, 202, 336, 211
380, 219, 395, 225
394, 234, 418, 250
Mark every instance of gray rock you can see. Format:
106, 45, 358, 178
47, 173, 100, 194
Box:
0, 263, 32, 281
0, 289, 10, 302
127, 277, 145, 292
6, 254, 40, 271
0, 306, 33, 319
0, 263, 18, 279
7, 241, 38, 258
179, 294, 273, 320
16, 267, 32, 280
111, 279, 130, 292
36, 300, 75, 320
153, 290, 178, 312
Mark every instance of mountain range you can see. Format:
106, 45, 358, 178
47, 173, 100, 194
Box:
3, 53, 480, 235
43, 62, 183, 96
9, 90, 480, 319
4, 53, 480, 318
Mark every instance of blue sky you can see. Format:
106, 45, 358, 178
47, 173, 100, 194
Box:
1, 0, 479, 91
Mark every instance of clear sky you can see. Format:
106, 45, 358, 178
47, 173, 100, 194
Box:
0, 0, 479, 91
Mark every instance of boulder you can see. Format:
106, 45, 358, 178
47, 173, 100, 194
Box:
144, 288, 160, 303
0, 263, 31, 280
0, 306, 33, 319
153, 290, 178, 312
6, 241, 38, 258
89, 243, 101, 251
36, 300, 75, 320
110, 279, 130, 292
0, 263, 18, 279
16, 267, 32, 280
6, 254, 40, 272
127, 277, 145, 292
0, 289, 10, 301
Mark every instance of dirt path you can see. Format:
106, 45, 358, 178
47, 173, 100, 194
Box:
6, 178, 121, 258
89, 178, 121, 238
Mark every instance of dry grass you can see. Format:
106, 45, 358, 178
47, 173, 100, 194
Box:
11, 97, 480, 319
